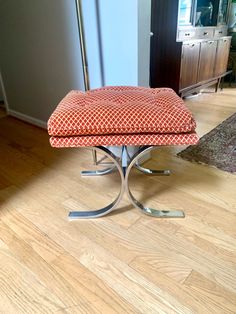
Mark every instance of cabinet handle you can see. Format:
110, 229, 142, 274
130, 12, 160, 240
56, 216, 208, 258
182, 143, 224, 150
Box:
208, 41, 214, 44
185, 33, 191, 36
203, 32, 208, 35
219, 31, 223, 34
191, 44, 195, 47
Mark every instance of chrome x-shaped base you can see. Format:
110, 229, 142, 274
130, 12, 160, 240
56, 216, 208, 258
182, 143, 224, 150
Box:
68, 146, 185, 219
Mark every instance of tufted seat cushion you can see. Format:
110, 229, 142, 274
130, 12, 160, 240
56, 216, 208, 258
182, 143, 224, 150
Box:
48, 86, 199, 147
48, 86, 196, 137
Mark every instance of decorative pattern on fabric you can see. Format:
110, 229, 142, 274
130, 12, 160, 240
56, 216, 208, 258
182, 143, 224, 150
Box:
48, 86, 196, 137
50, 132, 199, 148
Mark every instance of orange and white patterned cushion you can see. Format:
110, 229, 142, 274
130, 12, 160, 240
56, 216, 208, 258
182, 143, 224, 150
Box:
48, 86, 196, 137
50, 132, 199, 148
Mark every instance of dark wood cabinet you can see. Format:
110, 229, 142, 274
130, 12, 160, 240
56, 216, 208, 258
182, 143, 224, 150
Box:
180, 42, 200, 89
198, 40, 217, 81
214, 37, 231, 76
150, 0, 232, 97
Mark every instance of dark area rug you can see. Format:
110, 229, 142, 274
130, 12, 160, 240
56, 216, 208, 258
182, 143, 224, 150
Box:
177, 113, 236, 173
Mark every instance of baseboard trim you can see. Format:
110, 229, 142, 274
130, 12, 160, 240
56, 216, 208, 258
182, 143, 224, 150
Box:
8, 110, 47, 129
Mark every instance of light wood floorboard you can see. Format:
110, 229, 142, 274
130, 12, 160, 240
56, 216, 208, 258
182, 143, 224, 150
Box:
0, 89, 235, 313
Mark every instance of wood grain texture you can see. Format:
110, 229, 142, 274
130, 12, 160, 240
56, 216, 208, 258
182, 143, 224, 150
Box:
0, 89, 236, 313
180, 43, 200, 89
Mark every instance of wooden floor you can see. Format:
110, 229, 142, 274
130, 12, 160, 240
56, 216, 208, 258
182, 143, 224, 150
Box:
0, 88, 236, 313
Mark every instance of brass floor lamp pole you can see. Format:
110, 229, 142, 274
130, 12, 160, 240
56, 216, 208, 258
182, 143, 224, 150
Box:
75, 0, 90, 91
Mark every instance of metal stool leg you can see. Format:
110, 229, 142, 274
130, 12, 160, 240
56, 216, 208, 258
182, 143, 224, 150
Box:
82, 149, 116, 176
81, 166, 116, 176
124, 146, 185, 218
68, 146, 125, 219
135, 160, 171, 176
69, 145, 185, 219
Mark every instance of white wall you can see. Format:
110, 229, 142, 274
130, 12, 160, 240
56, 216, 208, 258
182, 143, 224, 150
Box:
82, 0, 104, 89
138, 0, 151, 86
0, 0, 84, 126
0, 0, 151, 126
98, 0, 138, 86
83, 0, 151, 88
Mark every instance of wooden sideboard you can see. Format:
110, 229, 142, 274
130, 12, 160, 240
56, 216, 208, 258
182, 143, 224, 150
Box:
150, 0, 232, 97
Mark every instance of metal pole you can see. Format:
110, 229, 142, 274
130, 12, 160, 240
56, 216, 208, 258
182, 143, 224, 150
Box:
75, 0, 90, 91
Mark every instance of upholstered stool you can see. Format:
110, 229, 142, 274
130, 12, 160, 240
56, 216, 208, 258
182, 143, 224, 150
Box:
48, 86, 198, 219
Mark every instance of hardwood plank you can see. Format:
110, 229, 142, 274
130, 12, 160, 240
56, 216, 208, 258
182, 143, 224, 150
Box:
52, 253, 137, 314
175, 225, 236, 265
130, 220, 236, 293
76, 237, 192, 314
0, 223, 65, 313
0, 174, 11, 190
175, 216, 236, 252
184, 271, 236, 313
4, 185, 192, 284
130, 258, 236, 314
147, 154, 236, 214
0, 210, 136, 314
0, 220, 82, 308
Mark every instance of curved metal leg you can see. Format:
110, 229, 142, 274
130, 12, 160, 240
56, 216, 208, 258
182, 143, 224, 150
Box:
125, 146, 185, 218
81, 166, 116, 176
92, 149, 98, 165
83, 150, 116, 176
126, 146, 170, 176
135, 161, 171, 176
68, 146, 125, 219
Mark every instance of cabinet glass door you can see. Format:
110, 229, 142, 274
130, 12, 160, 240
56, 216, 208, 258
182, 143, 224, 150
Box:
178, 0, 194, 26
218, 0, 229, 25
195, 0, 218, 26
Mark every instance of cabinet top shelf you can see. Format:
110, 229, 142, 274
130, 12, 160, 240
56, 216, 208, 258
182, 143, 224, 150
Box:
178, 0, 230, 28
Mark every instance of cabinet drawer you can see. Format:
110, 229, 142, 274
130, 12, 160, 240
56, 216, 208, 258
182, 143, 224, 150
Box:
196, 28, 214, 39
214, 28, 227, 38
178, 30, 196, 41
